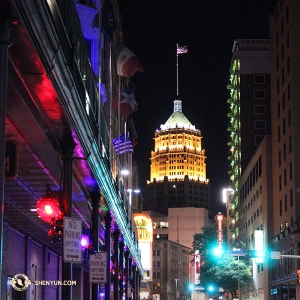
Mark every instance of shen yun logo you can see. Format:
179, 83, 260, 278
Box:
11, 274, 31, 291
10, 273, 77, 291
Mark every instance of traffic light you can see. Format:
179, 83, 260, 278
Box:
207, 284, 216, 294
296, 270, 300, 282
248, 250, 264, 258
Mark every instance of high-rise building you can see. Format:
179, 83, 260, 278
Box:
226, 39, 271, 243
268, 0, 300, 296
145, 99, 210, 215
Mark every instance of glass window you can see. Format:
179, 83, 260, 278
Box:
254, 75, 265, 84
254, 105, 266, 114
254, 120, 266, 130
254, 90, 265, 99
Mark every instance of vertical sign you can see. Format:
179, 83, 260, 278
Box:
216, 212, 224, 247
194, 251, 200, 284
89, 252, 107, 283
63, 217, 82, 263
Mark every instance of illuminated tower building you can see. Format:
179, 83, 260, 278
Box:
145, 99, 210, 215
226, 40, 271, 242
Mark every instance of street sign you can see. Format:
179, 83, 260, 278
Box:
226, 249, 246, 256
63, 217, 82, 263
89, 252, 107, 283
271, 251, 281, 259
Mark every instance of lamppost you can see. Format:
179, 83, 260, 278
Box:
175, 279, 179, 300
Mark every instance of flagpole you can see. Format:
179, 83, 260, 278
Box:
109, 44, 113, 172
176, 43, 179, 98
117, 75, 121, 196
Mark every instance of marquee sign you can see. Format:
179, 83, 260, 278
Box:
134, 213, 153, 242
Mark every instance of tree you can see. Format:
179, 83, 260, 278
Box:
192, 223, 252, 298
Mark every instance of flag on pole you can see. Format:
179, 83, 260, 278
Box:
128, 116, 139, 147
92, 0, 116, 44
117, 43, 143, 78
112, 84, 138, 117
177, 45, 188, 54
112, 132, 133, 155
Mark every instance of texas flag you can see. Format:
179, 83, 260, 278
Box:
117, 43, 143, 78
112, 84, 138, 117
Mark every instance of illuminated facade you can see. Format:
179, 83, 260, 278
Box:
145, 100, 210, 215
227, 40, 270, 244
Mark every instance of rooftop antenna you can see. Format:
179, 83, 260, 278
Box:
176, 44, 188, 98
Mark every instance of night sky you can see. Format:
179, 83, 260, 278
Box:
120, 1, 270, 216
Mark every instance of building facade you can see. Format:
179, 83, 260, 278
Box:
269, 0, 300, 298
227, 1, 300, 300
145, 100, 210, 215
227, 39, 271, 245
145, 208, 210, 300
1, 0, 143, 299
237, 136, 274, 300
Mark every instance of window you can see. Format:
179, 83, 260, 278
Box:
281, 43, 284, 60
283, 143, 286, 160
282, 93, 286, 110
278, 126, 281, 142
286, 6, 289, 23
280, 199, 282, 216
287, 57, 290, 74
282, 68, 285, 85
287, 31, 290, 48
284, 169, 287, 186
278, 102, 280, 118
278, 150, 281, 166
279, 175, 282, 191
254, 90, 265, 99
254, 120, 266, 130
288, 109, 291, 127
276, 54, 279, 70
283, 118, 286, 135
290, 189, 293, 207
289, 135, 292, 153
285, 195, 288, 212
289, 162, 293, 180
288, 83, 291, 100
254, 105, 266, 114
153, 261, 160, 268
277, 78, 280, 94
254, 75, 265, 84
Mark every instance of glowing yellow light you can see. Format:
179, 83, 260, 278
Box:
44, 205, 53, 215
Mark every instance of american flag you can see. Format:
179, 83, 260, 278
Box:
112, 133, 133, 155
177, 45, 188, 54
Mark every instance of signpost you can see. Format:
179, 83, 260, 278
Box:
89, 252, 107, 283
63, 217, 82, 263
